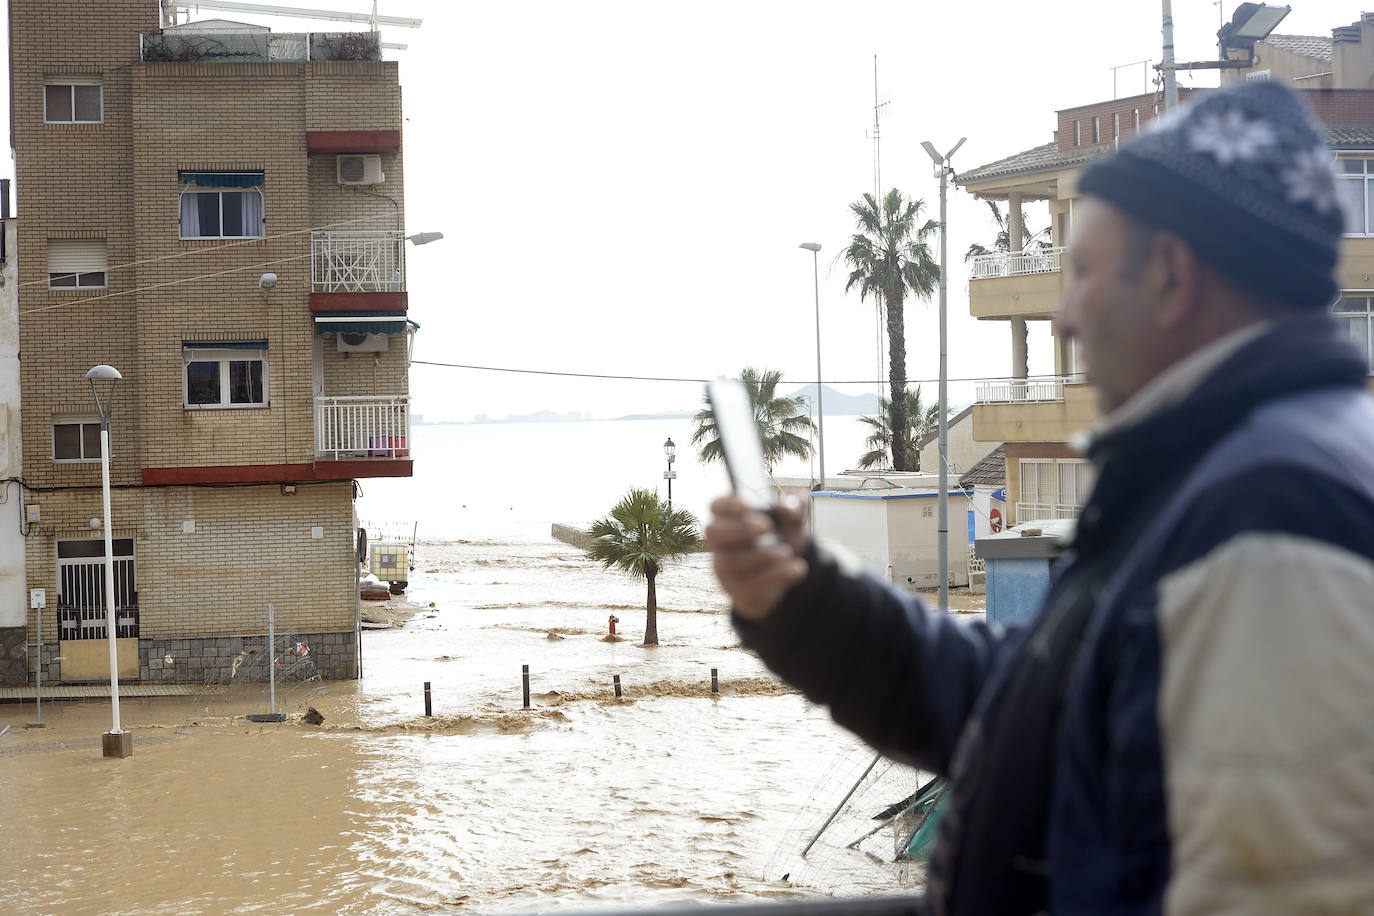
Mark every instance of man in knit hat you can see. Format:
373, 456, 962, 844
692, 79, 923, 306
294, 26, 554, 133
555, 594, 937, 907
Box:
708, 79, 1374, 914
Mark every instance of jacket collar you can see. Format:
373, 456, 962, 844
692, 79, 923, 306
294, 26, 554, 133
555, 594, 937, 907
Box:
1073, 314, 1367, 549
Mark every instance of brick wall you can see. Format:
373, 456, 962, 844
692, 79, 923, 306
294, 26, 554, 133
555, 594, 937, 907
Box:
10, 2, 407, 679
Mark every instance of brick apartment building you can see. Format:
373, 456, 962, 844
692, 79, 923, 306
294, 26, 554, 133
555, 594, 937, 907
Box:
957, 13, 1374, 527
2, 0, 416, 683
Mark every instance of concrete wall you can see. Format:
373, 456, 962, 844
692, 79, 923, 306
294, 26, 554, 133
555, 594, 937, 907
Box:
813, 490, 970, 591
0, 219, 23, 629
918, 411, 997, 479
985, 556, 1051, 625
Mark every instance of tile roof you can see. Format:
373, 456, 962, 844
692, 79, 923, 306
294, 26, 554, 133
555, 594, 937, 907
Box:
1325, 122, 1374, 147
959, 444, 1006, 489
1264, 34, 1333, 63
957, 141, 1097, 185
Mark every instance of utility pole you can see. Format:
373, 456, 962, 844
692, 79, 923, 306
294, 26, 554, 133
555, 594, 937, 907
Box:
1162, 0, 1180, 113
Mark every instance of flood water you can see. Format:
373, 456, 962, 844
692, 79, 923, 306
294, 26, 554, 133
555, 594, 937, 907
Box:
1, 535, 948, 914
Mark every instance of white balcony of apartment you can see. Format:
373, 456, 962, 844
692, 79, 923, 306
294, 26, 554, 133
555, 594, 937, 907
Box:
314, 395, 411, 461
971, 375, 1098, 444
311, 230, 406, 293
968, 246, 1066, 320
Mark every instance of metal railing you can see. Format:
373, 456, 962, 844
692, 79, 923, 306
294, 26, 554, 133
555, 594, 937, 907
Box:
58, 605, 140, 640
315, 395, 410, 460
311, 231, 405, 293
1016, 502, 1080, 522
969, 246, 1065, 280
973, 376, 1070, 404
140, 30, 381, 63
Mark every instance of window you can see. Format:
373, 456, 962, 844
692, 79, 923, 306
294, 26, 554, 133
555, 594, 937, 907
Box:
183, 343, 268, 408
1092, 116, 1100, 144
1336, 156, 1374, 236
44, 82, 102, 123
1073, 120, 1081, 146
179, 172, 264, 239
1019, 458, 1056, 504
1058, 460, 1095, 507
47, 239, 107, 289
53, 420, 102, 462
1333, 294, 1374, 372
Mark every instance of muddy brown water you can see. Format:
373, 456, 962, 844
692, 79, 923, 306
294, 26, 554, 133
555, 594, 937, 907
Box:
1, 541, 946, 914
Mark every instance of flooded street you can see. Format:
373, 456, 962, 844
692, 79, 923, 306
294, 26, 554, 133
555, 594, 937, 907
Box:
1, 537, 942, 914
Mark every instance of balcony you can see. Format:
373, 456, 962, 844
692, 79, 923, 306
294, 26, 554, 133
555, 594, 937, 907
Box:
968, 247, 1065, 320
315, 395, 411, 461
311, 231, 407, 313
972, 378, 1099, 444
140, 30, 381, 63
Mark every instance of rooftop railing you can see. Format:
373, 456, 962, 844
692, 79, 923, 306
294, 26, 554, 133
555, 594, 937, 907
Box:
969, 246, 1065, 280
140, 30, 381, 63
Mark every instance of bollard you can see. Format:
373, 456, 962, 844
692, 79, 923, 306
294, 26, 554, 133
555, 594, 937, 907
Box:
613, 674, 622, 698
522, 664, 530, 709
424, 681, 432, 717
711, 668, 719, 693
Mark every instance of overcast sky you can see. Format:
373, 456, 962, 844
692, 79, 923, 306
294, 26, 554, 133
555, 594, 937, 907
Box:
3, 1, 1362, 420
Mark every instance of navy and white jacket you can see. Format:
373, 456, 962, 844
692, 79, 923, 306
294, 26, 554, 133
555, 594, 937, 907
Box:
736, 315, 1374, 915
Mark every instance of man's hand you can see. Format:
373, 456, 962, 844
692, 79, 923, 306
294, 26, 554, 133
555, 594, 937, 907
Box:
706, 495, 810, 621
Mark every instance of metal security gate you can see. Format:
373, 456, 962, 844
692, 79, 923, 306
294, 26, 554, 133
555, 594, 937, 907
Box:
57, 538, 139, 640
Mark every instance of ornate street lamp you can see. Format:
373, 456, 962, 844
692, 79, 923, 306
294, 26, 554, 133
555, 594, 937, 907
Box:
663, 438, 676, 511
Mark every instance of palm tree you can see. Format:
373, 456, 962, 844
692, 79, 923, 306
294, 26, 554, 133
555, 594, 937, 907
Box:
691, 367, 813, 471
843, 189, 940, 471
856, 387, 941, 471
965, 200, 1050, 262
585, 488, 701, 647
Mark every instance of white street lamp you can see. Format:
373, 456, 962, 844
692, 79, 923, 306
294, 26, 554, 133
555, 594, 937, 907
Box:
405, 231, 444, 246
799, 242, 824, 491
663, 437, 676, 511
86, 364, 131, 758
922, 137, 965, 615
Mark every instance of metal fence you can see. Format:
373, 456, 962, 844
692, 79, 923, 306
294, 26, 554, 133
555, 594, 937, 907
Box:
311, 231, 405, 293
969, 246, 1065, 280
315, 395, 410, 460
1016, 502, 1080, 523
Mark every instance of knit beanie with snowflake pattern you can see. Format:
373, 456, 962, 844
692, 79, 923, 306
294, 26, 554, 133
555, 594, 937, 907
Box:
1077, 79, 1342, 309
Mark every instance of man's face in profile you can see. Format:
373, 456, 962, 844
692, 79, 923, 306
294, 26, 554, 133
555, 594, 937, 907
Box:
1055, 197, 1164, 414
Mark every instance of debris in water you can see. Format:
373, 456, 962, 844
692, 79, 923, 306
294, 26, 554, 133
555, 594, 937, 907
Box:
302, 706, 325, 725
546, 631, 565, 641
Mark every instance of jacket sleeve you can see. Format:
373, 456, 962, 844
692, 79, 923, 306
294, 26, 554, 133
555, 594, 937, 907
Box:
733, 542, 1013, 775
1152, 470, 1374, 915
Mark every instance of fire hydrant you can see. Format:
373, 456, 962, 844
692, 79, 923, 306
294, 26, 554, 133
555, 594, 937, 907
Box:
608, 614, 619, 637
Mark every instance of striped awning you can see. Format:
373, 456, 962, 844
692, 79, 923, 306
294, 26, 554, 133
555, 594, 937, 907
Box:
313, 314, 418, 335
179, 171, 264, 188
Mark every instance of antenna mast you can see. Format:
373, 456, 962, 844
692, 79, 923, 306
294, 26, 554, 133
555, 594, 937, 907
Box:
867, 56, 891, 405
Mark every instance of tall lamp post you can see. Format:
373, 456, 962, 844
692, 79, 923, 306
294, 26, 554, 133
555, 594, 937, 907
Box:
663, 438, 676, 511
921, 137, 966, 615
86, 364, 131, 759
799, 242, 825, 490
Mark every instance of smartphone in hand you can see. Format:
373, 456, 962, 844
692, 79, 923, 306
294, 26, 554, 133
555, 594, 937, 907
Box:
706, 379, 777, 515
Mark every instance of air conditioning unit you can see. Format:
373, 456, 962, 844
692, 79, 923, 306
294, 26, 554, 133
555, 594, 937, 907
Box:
336, 154, 384, 186
336, 331, 390, 353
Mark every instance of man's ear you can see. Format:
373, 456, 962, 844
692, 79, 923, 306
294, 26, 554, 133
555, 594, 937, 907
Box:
1147, 232, 1201, 330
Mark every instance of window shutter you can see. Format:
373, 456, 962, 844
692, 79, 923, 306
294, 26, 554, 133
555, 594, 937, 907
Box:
48, 239, 107, 273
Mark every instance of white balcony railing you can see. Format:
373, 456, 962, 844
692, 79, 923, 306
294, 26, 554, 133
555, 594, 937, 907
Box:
311, 231, 405, 293
315, 395, 411, 460
969, 246, 1066, 280
974, 376, 1072, 404
1016, 502, 1080, 523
